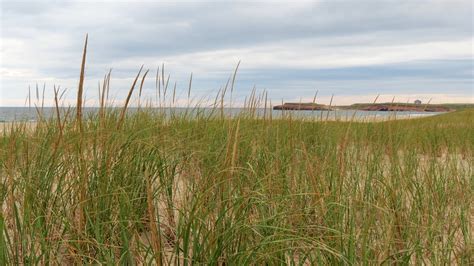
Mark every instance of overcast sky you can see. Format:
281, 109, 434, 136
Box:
1, 0, 473, 106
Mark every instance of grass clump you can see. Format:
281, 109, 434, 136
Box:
2, 107, 472, 264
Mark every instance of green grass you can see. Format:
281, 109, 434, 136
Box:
1, 106, 472, 264
1, 39, 472, 264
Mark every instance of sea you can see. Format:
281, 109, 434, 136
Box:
0, 107, 441, 122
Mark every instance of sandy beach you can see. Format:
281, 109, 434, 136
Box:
0, 121, 37, 133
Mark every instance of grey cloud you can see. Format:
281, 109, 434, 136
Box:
1, 0, 473, 106
3, 1, 472, 57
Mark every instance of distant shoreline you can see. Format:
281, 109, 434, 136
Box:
0, 111, 441, 133
274, 102, 473, 112
0, 106, 447, 125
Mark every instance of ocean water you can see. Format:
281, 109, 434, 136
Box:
0, 107, 441, 122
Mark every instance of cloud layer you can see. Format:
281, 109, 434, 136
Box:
1, 0, 473, 106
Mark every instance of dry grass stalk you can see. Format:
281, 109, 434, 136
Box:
325, 94, 334, 122
188, 72, 193, 104
117, 65, 143, 129
138, 69, 150, 108
76, 34, 88, 130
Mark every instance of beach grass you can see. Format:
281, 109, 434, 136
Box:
1, 101, 472, 265
1, 40, 473, 265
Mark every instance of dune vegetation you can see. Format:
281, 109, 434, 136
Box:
1, 39, 473, 265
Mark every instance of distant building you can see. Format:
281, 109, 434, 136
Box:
414, 99, 422, 105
